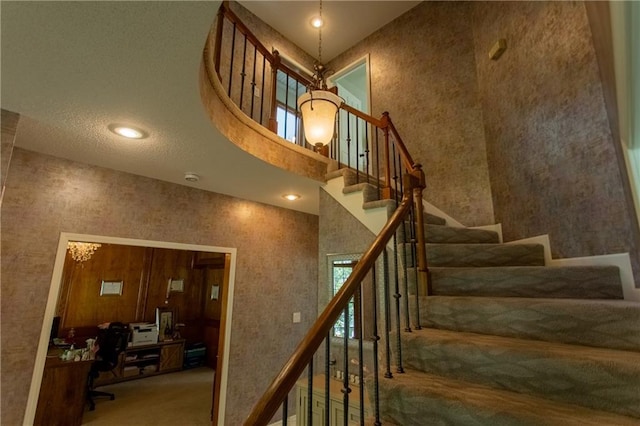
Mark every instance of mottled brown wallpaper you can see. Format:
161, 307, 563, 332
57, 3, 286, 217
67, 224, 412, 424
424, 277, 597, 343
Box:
327, 2, 494, 226
1, 149, 319, 425
471, 1, 640, 286
1, 109, 19, 200
318, 190, 376, 309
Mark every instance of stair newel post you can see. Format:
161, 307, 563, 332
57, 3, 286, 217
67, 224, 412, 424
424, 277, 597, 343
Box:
213, 1, 227, 79
268, 50, 281, 133
411, 164, 430, 297
381, 112, 392, 200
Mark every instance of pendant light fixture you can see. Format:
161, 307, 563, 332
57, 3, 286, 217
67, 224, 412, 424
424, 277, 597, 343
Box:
297, 0, 343, 148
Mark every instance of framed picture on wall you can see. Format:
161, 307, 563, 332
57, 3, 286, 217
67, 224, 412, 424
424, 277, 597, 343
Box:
156, 307, 174, 341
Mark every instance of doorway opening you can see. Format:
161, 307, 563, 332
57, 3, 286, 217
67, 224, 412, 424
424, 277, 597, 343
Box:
24, 233, 237, 425
329, 56, 371, 171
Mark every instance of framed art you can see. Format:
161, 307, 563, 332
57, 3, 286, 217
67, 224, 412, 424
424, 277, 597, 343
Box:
155, 307, 174, 341
100, 280, 123, 296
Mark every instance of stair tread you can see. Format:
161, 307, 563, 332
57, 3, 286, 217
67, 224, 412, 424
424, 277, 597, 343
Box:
416, 296, 640, 351
398, 328, 640, 417
424, 243, 545, 267
424, 224, 499, 244
377, 369, 640, 426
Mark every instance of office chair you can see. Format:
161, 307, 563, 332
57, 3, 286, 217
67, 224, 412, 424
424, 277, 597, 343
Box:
87, 322, 130, 411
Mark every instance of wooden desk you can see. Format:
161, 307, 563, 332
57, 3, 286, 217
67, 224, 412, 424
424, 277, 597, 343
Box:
34, 353, 93, 426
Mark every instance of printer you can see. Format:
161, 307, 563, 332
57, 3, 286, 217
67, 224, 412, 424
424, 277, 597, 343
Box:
129, 322, 159, 346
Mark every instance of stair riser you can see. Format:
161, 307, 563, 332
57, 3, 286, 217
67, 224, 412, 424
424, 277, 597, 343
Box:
412, 296, 640, 352
424, 244, 546, 267
400, 335, 640, 417
403, 266, 623, 299
401, 223, 500, 244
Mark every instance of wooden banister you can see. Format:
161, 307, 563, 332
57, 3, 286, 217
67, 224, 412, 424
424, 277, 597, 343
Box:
244, 185, 417, 425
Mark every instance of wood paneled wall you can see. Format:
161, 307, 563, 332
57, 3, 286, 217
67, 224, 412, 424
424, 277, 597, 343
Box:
56, 243, 225, 348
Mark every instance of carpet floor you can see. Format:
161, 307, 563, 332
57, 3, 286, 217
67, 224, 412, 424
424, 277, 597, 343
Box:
82, 367, 214, 426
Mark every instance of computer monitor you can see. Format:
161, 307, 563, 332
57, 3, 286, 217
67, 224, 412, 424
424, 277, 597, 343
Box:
50, 316, 61, 344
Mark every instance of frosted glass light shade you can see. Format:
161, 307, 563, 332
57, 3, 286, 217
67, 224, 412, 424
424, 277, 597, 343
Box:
297, 90, 343, 146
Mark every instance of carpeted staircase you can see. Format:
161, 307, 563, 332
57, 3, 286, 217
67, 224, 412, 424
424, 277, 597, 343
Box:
326, 169, 640, 426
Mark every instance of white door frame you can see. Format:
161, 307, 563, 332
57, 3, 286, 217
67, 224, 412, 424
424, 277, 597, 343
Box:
328, 54, 372, 114
23, 232, 237, 426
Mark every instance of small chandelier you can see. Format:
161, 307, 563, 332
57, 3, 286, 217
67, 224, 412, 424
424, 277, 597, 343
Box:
67, 242, 101, 263
297, 0, 343, 148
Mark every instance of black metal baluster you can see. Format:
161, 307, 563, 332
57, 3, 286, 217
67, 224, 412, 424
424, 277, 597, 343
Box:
227, 23, 237, 97
382, 250, 393, 379
284, 74, 290, 140
342, 303, 351, 426
295, 81, 301, 145
355, 117, 360, 182
308, 359, 314, 426
335, 112, 341, 164
411, 205, 422, 330
392, 144, 400, 205
239, 35, 248, 110
371, 262, 382, 426
282, 394, 288, 426
346, 113, 352, 170
250, 46, 257, 120
375, 128, 381, 199
357, 285, 365, 426
260, 56, 266, 126
392, 210, 405, 374
404, 204, 414, 332
363, 123, 370, 183
325, 334, 330, 426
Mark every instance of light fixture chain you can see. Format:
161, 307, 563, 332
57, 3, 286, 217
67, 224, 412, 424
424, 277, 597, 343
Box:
318, 0, 322, 64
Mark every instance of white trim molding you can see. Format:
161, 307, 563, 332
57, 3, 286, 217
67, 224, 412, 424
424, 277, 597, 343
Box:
506, 234, 639, 302
23, 233, 238, 425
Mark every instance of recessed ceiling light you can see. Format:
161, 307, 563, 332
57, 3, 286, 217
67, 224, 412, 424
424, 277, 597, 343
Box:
108, 124, 148, 139
311, 16, 323, 28
184, 173, 200, 182
283, 194, 301, 201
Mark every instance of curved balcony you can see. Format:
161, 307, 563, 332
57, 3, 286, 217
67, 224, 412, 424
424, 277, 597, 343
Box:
198, 4, 332, 184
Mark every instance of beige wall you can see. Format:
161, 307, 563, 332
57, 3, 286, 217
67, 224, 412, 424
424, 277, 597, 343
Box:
326, 1, 638, 285
1, 148, 319, 425
1, 109, 19, 201
328, 2, 495, 226
471, 1, 640, 286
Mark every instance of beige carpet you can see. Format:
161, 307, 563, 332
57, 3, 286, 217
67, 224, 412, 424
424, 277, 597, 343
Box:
82, 367, 214, 426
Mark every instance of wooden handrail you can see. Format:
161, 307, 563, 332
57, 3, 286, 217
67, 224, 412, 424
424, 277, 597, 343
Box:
218, 2, 313, 88
340, 103, 386, 129
386, 114, 415, 171
244, 180, 418, 425
206, 5, 431, 422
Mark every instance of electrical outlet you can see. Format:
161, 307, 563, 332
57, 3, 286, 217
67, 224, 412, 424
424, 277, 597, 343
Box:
292, 312, 301, 323
254, 86, 260, 98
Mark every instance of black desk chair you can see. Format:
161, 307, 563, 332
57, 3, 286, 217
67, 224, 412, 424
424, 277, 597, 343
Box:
87, 322, 129, 411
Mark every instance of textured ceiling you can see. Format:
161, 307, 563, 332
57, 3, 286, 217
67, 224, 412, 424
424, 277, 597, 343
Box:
239, 1, 422, 62
1, 1, 420, 215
